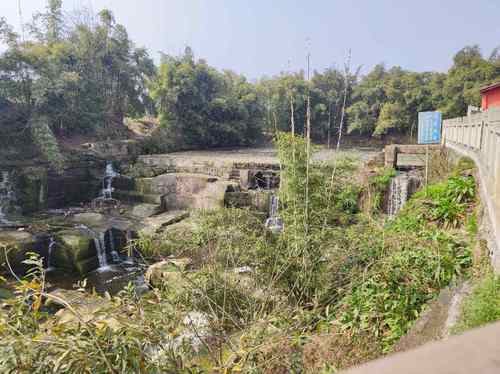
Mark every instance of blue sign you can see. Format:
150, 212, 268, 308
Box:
418, 111, 442, 144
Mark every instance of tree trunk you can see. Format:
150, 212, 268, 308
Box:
327, 103, 331, 148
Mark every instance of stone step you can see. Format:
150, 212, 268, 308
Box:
113, 190, 162, 205
139, 210, 190, 236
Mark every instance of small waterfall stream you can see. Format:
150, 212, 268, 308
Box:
123, 230, 135, 265
108, 230, 121, 263
265, 195, 283, 233
94, 231, 110, 271
101, 162, 119, 200
387, 171, 421, 218
0, 171, 15, 224
45, 237, 56, 271
388, 174, 409, 217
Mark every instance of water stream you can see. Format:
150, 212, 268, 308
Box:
388, 174, 409, 217
101, 161, 119, 200
94, 231, 110, 271
45, 237, 56, 271
0, 171, 15, 225
48, 224, 146, 294
265, 195, 283, 233
387, 172, 421, 218
108, 230, 121, 263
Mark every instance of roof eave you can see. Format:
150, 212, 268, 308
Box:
480, 82, 500, 94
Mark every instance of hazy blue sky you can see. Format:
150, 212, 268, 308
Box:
1, 0, 499, 79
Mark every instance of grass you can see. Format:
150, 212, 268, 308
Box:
453, 273, 500, 334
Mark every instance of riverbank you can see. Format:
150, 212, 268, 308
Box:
0, 134, 486, 372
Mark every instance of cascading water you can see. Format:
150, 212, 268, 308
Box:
101, 161, 118, 200
265, 195, 283, 233
45, 237, 56, 271
123, 230, 135, 265
94, 231, 110, 271
0, 171, 15, 225
387, 171, 422, 218
108, 230, 121, 263
269, 195, 279, 217
265, 174, 272, 190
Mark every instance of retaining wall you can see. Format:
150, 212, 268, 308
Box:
442, 108, 500, 270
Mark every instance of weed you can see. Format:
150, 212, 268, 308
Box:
454, 273, 500, 334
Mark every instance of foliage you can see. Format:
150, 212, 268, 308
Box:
1, 8, 156, 135
0, 255, 204, 373
334, 225, 471, 350
408, 175, 476, 228
364, 167, 396, 213
29, 115, 65, 173
148, 49, 264, 150
454, 273, 500, 334
0, 156, 479, 372
331, 174, 475, 352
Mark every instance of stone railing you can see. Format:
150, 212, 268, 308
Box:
442, 108, 500, 269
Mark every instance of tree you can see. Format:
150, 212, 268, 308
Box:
149, 48, 264, 149
0, 2, 157, 169
441, 45, 500, 117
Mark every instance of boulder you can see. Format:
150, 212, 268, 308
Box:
130, 203, 162, 218
0, 230, 38, 272
145, 258, 193, 288
72, 212, 105, 228
47, 289, 121, 330
147, 311, 211, 362
139, 210, 189, 236
55, 229, 95, 274
224, 190, 272, 212
17, 167, 48, 214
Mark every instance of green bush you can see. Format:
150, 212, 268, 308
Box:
334, 223, 471, 351
454, 273, 500, 334
405, 175, 475, 228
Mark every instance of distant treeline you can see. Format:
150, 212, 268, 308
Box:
1, 1, 500, 153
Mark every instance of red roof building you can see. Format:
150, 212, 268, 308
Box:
480, 82, 500, 111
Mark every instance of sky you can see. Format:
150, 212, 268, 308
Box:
1, 0, 499, 79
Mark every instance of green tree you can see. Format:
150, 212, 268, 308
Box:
441, 45, 500, 117
149, 48, 264, 149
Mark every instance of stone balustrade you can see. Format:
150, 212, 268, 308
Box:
442, 108, 500, 269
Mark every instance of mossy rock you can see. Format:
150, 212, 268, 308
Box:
134, 178, 156, 195
455, 157, 476, 173
55, 229, 95, 274
145, 259, 193, 290
0, 231, 38, 272
74, 256, 99, 275
72, 213, 105, 228
0, 287, 13, 299
17, 167, 48, 214
248, 190, 272, 212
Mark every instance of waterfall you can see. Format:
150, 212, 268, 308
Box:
100, 161, 118, 200
123, 230, 135, 264
0, 171, 14, 224
76, 225, 126, 271
108, 230, 121, 263
388, 173, 410, 218
94, 232, 110, 271
269, 195, 279, 217
265, 195, 283, 233
265, 174, 272, 190
46, 237, 56, 271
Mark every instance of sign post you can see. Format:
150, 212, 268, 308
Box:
418, 111, 442, 145
418, 111, 442, 193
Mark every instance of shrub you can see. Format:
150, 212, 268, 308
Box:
454, 273, 500, 334
334, 224, 471, 351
